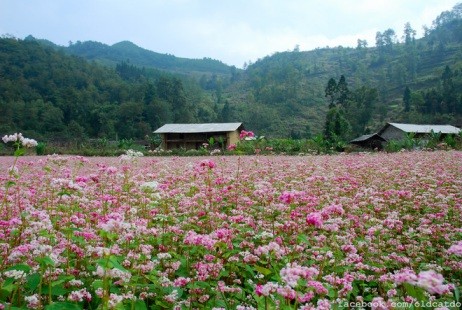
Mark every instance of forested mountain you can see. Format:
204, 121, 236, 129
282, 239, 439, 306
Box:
222, 2, 462, 138
0, 38, 219, 141
24, 36, 234, 76
1, 3, 462, 143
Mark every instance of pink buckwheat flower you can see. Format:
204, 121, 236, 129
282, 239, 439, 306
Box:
391, 268, 417, 285
24, 294, 41, 309
276, 286, 297, 300
280, 262, 319, 287
306, 212, 323, 228
199, 159, 216, 169
447, 241, 462, 256
255, 282, 279, 296
371, 297, 388, 310
173, 277, 191, 287
416, 270, 450, 295
68, 288, 92, 302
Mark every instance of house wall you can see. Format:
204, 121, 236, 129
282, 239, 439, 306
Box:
160, 134, 167, 150
380, 126, 406, 141
352, 138, 385, 150
161, 131, 240, 150
228, 130, 240, 146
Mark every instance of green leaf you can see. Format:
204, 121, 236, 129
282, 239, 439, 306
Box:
51, 284, 68, 296
213, 300, 227, 308
109, 255, 128, 272
133, 300, 147, 310
364, 293, 374, 302
244, 264, 255, 276
252, 293, 267, 309
454, 285, 460, 302
297, 233, 309, 244
328, 287, 337, 299
254, 265, 272, 276
6, 264, 31, 274
96, 258, 109, 268
1, 288, 12, 299
193, 281, 210, 289
26, 273, 41, 291
45, 302, 82, 310
14, 148, 25, 157
154, 300, 171, 308
36, 256, 55, 267
403, 283, 426, 302
113, 302, 125, 310
51, 275, 74, 287
5, 180, 16, 187
1, 282, 16, 294
92, 280, 104, 289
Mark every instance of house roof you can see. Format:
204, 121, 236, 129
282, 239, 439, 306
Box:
380, 123, 461, 134
350, 133, 386, 143
154, 123, 243, 134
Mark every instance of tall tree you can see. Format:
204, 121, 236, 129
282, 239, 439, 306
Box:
403, 86, 411, 112
324, 107, 349, 142
441, 65, 456, 113
375, 31, 385, 54
403, 22, 416, 46
382, 28, 397, 51
325, 78, 338, 108
337, 75, 350, 107
356, 39, 368, 49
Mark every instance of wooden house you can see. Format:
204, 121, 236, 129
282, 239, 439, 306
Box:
350, 123, 461, 149
350, 133, 386, 150
154, 123, 244, 150
378, 123, 461, 141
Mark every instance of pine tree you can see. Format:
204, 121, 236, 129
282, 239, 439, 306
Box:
403, 86, 411, 112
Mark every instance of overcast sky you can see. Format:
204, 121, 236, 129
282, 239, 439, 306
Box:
0, 0, 460, 68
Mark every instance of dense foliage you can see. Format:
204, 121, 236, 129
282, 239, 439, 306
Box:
224, 3, 462, 137
0, 38, 220, 143
1, 3, 462, 144
65, 40, 233, 75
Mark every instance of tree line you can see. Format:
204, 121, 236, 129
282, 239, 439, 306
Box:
0, 38, 220, 142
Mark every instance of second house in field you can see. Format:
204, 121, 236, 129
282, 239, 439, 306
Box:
377, 123, 461, 141
154, 123, 244, 150
350, 122, 461, 149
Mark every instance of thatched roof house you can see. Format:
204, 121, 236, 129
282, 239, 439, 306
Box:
154, 123, 244, 150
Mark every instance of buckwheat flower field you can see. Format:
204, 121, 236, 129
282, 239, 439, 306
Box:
1, 152, 461, 309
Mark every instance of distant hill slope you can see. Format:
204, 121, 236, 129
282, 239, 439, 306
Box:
25, 36, 234, 76
220, 3, 462, 137
67, 40, 234, 76
0, 37, 221, 141
5, 3, 462, 140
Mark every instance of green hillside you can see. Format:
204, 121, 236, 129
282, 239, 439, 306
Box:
66, 39, 234, 76
1, 3, 462, 144
0, 38, 219, 142
220, 3, 462, 137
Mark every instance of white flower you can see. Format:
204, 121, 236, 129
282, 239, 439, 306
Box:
22, 138, 38, 148
157, 252, 172, 260
24, 294, 41, 309
2, 133, 37, 148
119, 149, 144, 162
140, 181, 159, 190
4, 269, 27, 280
